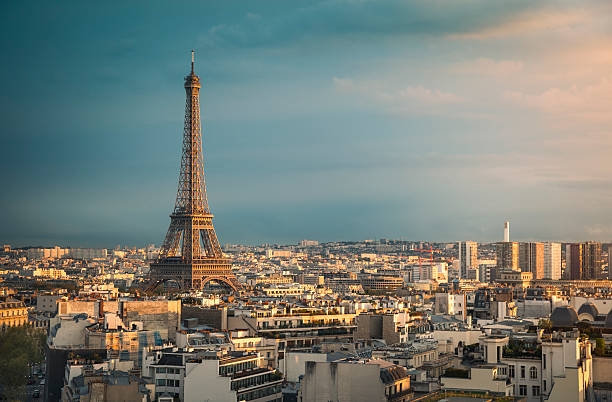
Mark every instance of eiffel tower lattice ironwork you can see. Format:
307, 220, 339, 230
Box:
150, 52, 241, 291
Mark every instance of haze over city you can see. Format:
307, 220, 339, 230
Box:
3, 1, 612, 247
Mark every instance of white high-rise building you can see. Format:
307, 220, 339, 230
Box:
543, 242, 561, 280
504, 221, 510, 242
458, 241, 478, 279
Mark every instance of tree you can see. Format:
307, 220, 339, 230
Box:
538, 319, 552, 333
0, 326, 46, 401
594, 338, 606, 356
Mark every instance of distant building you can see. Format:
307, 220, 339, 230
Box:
355, 311, 412, 345
566, 243, 583, 280
478, 262, 496, 283
0, 298, 28, 328
458, 241, 477, 279
496, 242, 519, 270
265, 249, 292, 258
584, 241, 602, 279
519, 242, 544, 279
441, 365, 513, 397
543, 242, 561, 280
299, 240, 319, 247
26, 247, 107, 260
33, 267, 67, 279
435, 293, 466, 321
566, 242, 602, 280
496, 270, 533, 288
36, 294, 61, 313
609, 244, 612, 280
361, 276, 403, 293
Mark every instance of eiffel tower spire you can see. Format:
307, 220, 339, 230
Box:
150, 52, 241, 291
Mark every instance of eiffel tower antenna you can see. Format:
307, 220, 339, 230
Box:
150, 52, 241, 291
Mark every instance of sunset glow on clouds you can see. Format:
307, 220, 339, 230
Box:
2, 0, 612, 246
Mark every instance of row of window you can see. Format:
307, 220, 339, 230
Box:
156, 379, 180, 387
237, 384, 281, 401
0, 310, 26, 317
517, 384, 540, 397
508, 365, 537, 379
219, 360, 257, 376
385, 382, 404, 396
231, 372, 278, 391
156, 367, 181, 374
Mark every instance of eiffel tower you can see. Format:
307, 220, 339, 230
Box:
150, 52, 241, 291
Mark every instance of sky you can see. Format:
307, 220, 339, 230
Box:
2, 0, 612, 247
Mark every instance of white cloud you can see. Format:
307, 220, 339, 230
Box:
505, 75, 612, 123
451, 58, 523, 76
332, 76, 463, 114
449, 10, 591, 40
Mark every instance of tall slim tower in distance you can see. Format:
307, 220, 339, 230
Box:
458, 241, 478, 279
566, 243, 583, 280
519, 242, 544, 279
496, 242, 519, 270
150, 52, 241, 291
543, 242, 561, 280
503, 221, 510, 242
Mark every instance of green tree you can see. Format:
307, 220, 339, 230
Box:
594, 338, 606, 356
0, 326, 46, 401
538, 319, 552, 333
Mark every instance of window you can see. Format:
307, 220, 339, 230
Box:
157, 367, 166, 374
533, 386, 540, 396
544, 380, 547, 391
519, 385, 527, 396
509, 365, 515, 378
530, 367, 538, 379
543, 354, 546, 369
520, 366, 525, 378
156, 379, 166, 386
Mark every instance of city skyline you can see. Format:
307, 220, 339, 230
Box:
3, 1, 612, 247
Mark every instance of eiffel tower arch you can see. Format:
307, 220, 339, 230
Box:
150, 52, 241, 292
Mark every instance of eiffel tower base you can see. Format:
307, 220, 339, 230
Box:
150, 258, 241, 291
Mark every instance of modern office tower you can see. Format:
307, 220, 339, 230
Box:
543, 242, 561, 280
518, 242, 545, 279
150, 53, 241, 291
566, 243, 583, 280
458, 241, 478, 279
565, 242, 602, 280
609, 245, 612, 280
583, 241, 602, 280
504, 221, 510, 242
496, 242, 519, 270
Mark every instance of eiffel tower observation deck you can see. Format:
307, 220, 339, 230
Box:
150, 52, 241, 291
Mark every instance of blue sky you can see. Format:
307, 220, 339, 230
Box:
2, 0, 612, 247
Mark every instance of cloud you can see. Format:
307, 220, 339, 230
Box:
197, 0, 546, 49
449, 9, 591, 40
505, 75, 612, 123
451, 58, 523, 76
333, 76, 463, 114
